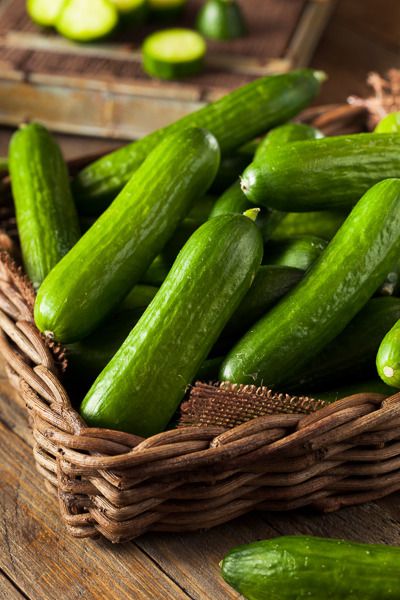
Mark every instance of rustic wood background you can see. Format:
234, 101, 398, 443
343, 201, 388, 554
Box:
1, 0, 400, 598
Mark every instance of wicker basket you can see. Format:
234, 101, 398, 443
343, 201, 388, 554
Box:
3, 101, 400, 544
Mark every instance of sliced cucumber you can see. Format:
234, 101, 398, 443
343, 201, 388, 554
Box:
374, 112, 400, 133
148, 0, 187, 20
196, 0, 246, 40
56, 0, 118, 42
142, 28, 206, 80
27, 0, 66, 27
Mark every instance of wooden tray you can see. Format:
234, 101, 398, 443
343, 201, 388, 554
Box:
0, 0, 336, 139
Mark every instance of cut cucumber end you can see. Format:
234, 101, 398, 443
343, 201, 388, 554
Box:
27, 0, 66, 27
142, 29, 206, 80
56, 0, 119, 42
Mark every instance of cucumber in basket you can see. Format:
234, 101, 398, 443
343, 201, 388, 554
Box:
80, 211, 263, 437
142, 29, 206, 80
376, 319, 400, 388
34, 128, 220, 343
221, 536, 400, 600
56, 0, 119, 42
27, 0, 66, 27
220, 179, 400, 387
264, 235, 327, 271
196, 0, 247, 40
241, 133, 400, 211
9, 123, 80, 289
73, 69, 325, 212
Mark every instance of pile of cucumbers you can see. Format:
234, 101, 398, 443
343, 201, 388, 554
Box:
7, 68, 400, 439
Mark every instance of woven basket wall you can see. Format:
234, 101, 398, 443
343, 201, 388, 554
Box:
2, 102, 400, 544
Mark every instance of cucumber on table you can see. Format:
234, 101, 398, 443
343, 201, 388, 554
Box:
220, 179, 400, 387
80, 212, 263, 437
376, 319, 400, 388
221, 536, 400, 600
73, 69, 325, 212
142, 29, 206, 80
241, 133, 400, 211
27, 0, 66, 27
34, 128, 220, 343
56, 0, 118, 42
9, 123, 80, 289
196, 0, 246, 40
264, 235, 327, 271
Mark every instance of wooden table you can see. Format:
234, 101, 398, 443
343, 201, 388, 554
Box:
1, 0, 400, 598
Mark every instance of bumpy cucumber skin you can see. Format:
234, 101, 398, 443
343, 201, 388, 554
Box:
254, 121, 323, 162
9, 123, 80, 289
376, 319, 400, 387
287, 297, 400, 391
196, 0, 246, 40
271, 210, 346, 241
220, 179, 400, 387
80, 214, 263, 437
34, 128, 220, 343
264, 235, 327, 270
73, 69, 324, 212
221, 536, 400, 600
242, 133, 400, 211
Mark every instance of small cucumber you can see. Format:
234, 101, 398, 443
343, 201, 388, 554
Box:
80, 213, 263, 437
220, 179, 400, 387
142, 29, 206, 80
287, 297, 400, 391
376, 319, 400, 387
196, 0, 246, 40
56, 0, 118, 42
271, 210, 346, 241
148, 0, 187, 20
241, 133, 400, 211
374, 112, 400, 133
254, 122, 323, 162
9, 123, 80, 289
264, 235, 327, 271
317, 380, 397, 403
27, 0, 66, 26
221, 536, 400, 600
34, 128, 220, 343
73, 69, 325, 211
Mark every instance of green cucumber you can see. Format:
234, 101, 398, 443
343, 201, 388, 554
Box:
241, 133, 400, 211
220, 179, 400, 387
142, 29, 206, 81
9, 123, 80, 289
148, 0, 187, 20
196, 0, 246, 40
73, 69, 325, 212
27, 0, 66, 27
287, 297, 400, 391
374, 112, 400, 133
376, 319, 400, 387
120, 284, 158, 311
56, 0, 118, 42
271, 210, 346, 241
142, 255, 170, 286
221, 536, 400, 600
80, 213, 263, 436
264, 235, 327, 270
110, 0, 147, 24
34, 128, 220, 343
317, 380, 397, 403
254, 122, 323, 162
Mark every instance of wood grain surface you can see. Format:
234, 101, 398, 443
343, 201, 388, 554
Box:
1, 0, 400, 598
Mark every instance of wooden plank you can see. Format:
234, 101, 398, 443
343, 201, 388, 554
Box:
0, 418, 191, 600
0, 571, 25, 600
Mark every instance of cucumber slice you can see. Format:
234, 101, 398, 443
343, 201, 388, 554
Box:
148, 0, 187, 20
110, 0, 147, 23
196, 0, 246, 41
56, 0, 118, 42
27, 0, 66, 27
142, 29, 206, 80
374, 112, 400, 133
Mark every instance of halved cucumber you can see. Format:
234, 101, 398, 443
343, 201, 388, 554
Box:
27, 0, 66, 27
142, 28, 206, 80
196, 0, 246, 40
56, 0, 118, 42
374, 112, 400, 133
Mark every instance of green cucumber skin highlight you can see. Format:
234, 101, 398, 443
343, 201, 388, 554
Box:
80, 214, 263, 437
9, 123, 80, 288
376, 319, 400, 387
73, 69, 324, 211
221, 536, 400, 600
34, 128, 220, 343
241, 133, 400, 211
220, 179, 400, 387
264, 235, 327, 271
